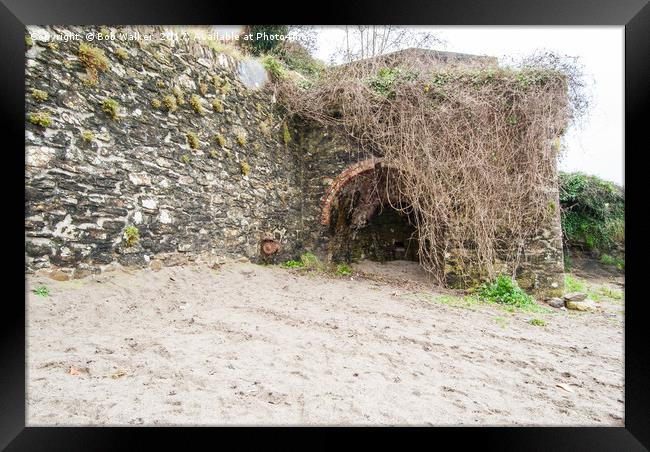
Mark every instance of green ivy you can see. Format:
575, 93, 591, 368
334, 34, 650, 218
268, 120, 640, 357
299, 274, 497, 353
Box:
367, 66, 410, 97
261, 55, 286, 80
559, 172, 624, 255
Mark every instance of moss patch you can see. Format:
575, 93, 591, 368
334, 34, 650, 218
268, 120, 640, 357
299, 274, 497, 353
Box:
28, 111, 52, 127
173, 86, 185, 105
212, 98, 224, 113
236, 132, 247, 147
259, 120, 270, 137
240, 160, 250, 176
186, 132, 200, 150
123, 225, 139, 247
31, 89, 49, 102
115, 48, 129, 61
190, 94, 204, 115
282, 122, 291, 145
101, 98, 120, 120
78, 43, 110, 84
214, 133, 226, 147
162, 95, 177, 113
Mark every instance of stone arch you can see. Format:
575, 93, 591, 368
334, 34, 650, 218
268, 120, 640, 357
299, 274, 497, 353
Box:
320, 157, 384, 226
323, 157, 420, 264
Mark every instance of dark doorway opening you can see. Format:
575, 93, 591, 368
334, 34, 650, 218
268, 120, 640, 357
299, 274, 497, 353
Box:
328, 167, 419, 264
347, 204, 419, 262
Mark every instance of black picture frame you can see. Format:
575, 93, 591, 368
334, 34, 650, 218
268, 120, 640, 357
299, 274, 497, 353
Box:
2, 0, 648, 449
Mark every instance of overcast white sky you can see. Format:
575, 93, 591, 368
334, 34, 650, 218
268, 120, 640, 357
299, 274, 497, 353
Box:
310, 26, 624, 185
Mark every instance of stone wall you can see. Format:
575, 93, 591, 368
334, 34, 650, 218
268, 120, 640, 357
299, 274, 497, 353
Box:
25, 25, 303, 278
24, 25, 564, 297
288, 122, 373, 259
514, 182, 566, 298
295, 123, 565, 297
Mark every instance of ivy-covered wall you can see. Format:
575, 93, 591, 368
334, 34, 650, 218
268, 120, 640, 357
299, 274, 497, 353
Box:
24, 25, 564, 298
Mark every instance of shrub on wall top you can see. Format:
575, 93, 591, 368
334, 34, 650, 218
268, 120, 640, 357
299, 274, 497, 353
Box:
241, 25, 289, 56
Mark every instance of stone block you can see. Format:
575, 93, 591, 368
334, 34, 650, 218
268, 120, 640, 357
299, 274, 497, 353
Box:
563, 292, 588, 302
566, 300, 597, 312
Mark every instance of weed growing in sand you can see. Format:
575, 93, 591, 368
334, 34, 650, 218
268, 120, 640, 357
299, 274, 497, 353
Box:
564, 274, 586, 293
335, 263, 352, 276
436, 294, 481, 310
32, 286, 50, 297
437, 295, 461, 304
529, 318, 547, 327
477, 275, 534, 308
501, 303, 552, 315
437, 288, 551, 314
493, 316, 509, 329
300, 252, 323, 270
600, 254, 625, 271
565, 274, 622, 304
588, 291, 602, 302
282, 259, 303, 269
599, 286, 623, 300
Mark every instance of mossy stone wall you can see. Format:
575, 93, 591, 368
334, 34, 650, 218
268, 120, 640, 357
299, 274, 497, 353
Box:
25, 25, 303, 277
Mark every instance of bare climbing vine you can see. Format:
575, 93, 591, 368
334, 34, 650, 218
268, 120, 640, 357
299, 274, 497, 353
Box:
274, 51, 583, 285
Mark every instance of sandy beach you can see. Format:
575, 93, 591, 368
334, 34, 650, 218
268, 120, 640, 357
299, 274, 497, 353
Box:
26, 260, 624, 426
